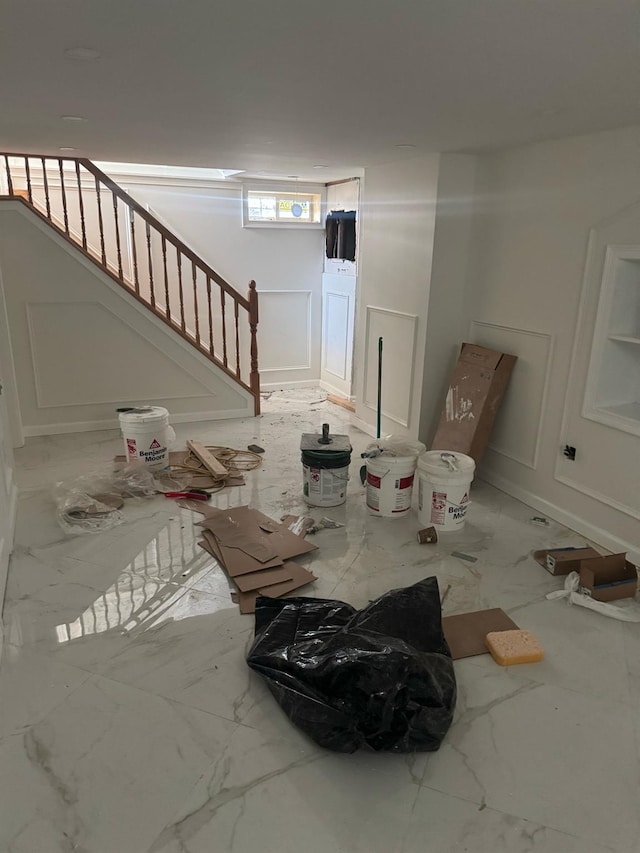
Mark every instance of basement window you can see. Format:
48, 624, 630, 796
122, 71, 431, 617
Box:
242, 186, 323, 228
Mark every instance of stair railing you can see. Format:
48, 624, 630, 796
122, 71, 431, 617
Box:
0, 153, 260, 414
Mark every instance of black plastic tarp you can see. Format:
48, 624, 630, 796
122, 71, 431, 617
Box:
247, 577, 456, 753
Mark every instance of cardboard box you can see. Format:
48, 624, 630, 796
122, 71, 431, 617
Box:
580, 554, 638, 602
533, 547, 601, 576
431, 343, 517, 465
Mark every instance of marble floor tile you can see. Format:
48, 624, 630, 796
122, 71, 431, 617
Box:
2, 390, 639, 853
149, 725, 428, 853
402, 787, 616, 853
0, 674, 238, 853
0, 644, 90, 738
422, 661, 640, 851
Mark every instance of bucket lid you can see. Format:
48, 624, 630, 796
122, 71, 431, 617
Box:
418, 450, 476, 475
301, 423, 351, 453
118, 405, 169, 424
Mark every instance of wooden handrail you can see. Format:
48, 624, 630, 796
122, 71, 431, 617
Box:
78, 159, 250, 308
0, 153, 260, 415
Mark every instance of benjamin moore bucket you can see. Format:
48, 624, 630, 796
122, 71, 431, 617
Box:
118, 406, 174, 469
417, 451, 475, 530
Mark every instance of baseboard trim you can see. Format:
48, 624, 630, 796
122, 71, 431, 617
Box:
481, 468, 640, 565
319, 379, 353, 399
349, 415, 378, 438
0, 482, 18, 637
261, 380, 322, 391
22, 408, 255, 437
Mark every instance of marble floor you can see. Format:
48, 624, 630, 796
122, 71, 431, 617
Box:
1, 389, 638, 853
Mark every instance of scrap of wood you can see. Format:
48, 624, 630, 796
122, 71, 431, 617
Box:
327, 393, 356, 413
186, 440, 229, 478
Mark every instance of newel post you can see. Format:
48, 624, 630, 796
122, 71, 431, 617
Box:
248, 280, 261, 415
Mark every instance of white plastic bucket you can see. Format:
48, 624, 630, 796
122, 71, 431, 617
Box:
417, 451, 476, 531
366, 454, 417, 517
119, 406, 175, 469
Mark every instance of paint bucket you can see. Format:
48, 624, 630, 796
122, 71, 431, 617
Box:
301, 449, 351, 507
118, 406, 175, 469
366, 453, 417, 517
417, 451, 476, 531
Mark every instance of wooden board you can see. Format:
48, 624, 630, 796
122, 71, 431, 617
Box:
186, 439, 229, 478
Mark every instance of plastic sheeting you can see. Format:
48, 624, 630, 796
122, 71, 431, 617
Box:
247, 577, 456, 753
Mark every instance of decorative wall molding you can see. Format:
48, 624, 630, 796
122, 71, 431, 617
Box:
258, 290, 312, 372
554, 470, 640, 522
26, 301, 213, 409
481, 468, 640, 566
8, 200, 256, 403
22, 407, 253, 437
363, 305, 417, 428
470, 321, 553, 470
322, 290, 350, 380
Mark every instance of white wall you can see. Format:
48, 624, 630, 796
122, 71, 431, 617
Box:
121, 181, 325, 389
0, 204, 254, 436
419, 154, 478, 444
466, 125, 640, 561
354, 155, 440, 437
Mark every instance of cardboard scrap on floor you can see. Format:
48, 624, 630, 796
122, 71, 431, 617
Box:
192, 505, 317, 613
533, 547, 638, 600
442, 608, 519, 660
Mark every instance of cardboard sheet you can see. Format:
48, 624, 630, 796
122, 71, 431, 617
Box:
199, 506, 277, 563
442, 608, 518, 660
199, 529, 283, 576
250, 509, 318, 559
233, 563, 297, 593
233, 564, 317, 613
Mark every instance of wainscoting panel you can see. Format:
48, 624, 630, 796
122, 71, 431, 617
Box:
364, 306, 418, 427
470, 321, 553, 469
27, 301, 210, 408
258, 291, 311, 372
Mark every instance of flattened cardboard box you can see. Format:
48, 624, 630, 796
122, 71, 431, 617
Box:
431, 343, 517, 465
232, 564, 318, 614
580, 554, 638, 602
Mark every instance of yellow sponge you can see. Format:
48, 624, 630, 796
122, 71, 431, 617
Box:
485, 629, 544, 666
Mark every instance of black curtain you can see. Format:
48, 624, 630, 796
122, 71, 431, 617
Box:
325, 210, 356, 262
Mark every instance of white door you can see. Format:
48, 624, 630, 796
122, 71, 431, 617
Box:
0, 271, 16, 610
0, 372, 15, 606
320, 273, 356, 398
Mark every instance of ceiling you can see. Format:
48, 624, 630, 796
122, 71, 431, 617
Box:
1, 0, 639, 181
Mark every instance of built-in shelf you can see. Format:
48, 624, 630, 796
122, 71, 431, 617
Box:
583, 247, 640, 435
608, 334, 640, 345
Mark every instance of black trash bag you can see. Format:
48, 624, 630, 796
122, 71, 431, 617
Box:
246, 576, 456, 753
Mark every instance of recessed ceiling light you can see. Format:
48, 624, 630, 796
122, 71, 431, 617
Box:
312, 164, 328, 169
61, 115, 88, 122
64, 47, 100, 61
394, 144, 416, 150
59, 146, 78, 152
